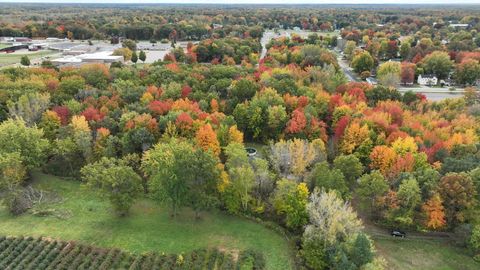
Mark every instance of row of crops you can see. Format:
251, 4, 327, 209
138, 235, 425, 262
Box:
0, 236, 265, 269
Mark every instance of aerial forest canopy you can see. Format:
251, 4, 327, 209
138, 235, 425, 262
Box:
0, 3, 480, 270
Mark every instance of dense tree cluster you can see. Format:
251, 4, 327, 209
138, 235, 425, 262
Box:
0, 6, 480, 268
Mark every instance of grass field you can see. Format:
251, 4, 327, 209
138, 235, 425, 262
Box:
0, 172, 293, 270
0, 50, 56, 66
372, 236, 479, 270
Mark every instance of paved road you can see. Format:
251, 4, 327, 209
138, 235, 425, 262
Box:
398, 87, 465, 100
335, 55, 466, 100
337, 56, 358, 82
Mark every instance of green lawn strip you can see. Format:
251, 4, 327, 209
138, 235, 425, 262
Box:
0, 50, 55, 65
0, 171, 293, 270
373, 236, 479, 270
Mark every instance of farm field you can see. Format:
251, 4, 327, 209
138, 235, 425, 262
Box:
0, 172, 293, 270
0, 235, 262, 269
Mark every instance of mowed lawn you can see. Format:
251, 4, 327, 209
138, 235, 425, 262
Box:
373, 236, 480, 270
0, 50, 56, 65
0, 172, 294, 270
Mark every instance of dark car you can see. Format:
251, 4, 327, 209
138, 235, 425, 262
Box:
391, 230, 406, 238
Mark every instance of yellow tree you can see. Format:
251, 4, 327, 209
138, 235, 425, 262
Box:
340, 122, 370, 154
392, 136, 418, 155
228, 125, 244, 144
369, 145, 397, 176
289, 138, 322, 176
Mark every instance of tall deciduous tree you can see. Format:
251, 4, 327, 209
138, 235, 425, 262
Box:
421, 51, 453, 79
270, 138, 326, 180
400, 62, 416, 85
377, 61, 401, 88
302, 189, 363, 269
455, 59, 480, 86
438, 173, 476, 225
308, 162, 349, 199
196, 123, 221, 157
272, 179, 309, 230
422, 193, 446, 230
0, 118, 49, 170
223, 143, 255, 213
357, 171, 389, 217
81, 157, 142, 216
7, 92, 50, 126
333, 154, 363, 188
142, 139, 220, 217
351, 51, 374, 73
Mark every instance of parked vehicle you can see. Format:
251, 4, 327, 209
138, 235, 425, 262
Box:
391, 230, 406, 238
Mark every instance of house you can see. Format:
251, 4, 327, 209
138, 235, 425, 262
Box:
418, 74, 438, 86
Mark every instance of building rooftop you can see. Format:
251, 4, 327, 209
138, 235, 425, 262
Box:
52, 51, 123, 65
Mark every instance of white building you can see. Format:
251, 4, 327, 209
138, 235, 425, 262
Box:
449, 23, 469, 29
418, 74, 438, 86
51, 51, 123, 66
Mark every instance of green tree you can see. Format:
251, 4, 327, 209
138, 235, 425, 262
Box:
351, 51, 374, 73
272, 179, 309, 230
229, 78, 259, 108
142, 139, 195, 217
400, 40, 411, 60
0, 152, 27, 214
397, 177, 421, 211
377, 61, 401, 88
421, 51, 453, 79
357, 171, 388, 216
0, 118, 49, 170
81, 157, 142, 216
455, 59, 480, 86
469, 225, 480, 256
131, 51, 138, 64
308, 162, 349, 199
344, 40, 357, 60
139, 50, 146, 62
333, 155, 363, 189
20, 55, 30, 66
187, 148, 221, 218
122, 39, 137, 51
223, 143, 255, 213
349, 233, 374, 267
393, 177, 421, 226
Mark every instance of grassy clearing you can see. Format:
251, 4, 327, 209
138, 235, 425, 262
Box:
373, 236, 479, 270
0, 172, 293, 270
0, 50, 55, 65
